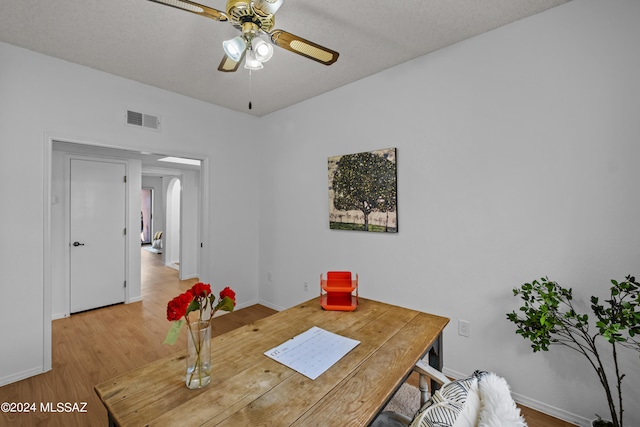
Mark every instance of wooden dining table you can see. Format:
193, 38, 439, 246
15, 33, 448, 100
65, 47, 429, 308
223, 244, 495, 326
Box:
95, 297, 449, 426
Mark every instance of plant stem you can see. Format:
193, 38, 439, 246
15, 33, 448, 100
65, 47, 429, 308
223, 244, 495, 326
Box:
186, 321, 203, 387
612, 340, 623, 427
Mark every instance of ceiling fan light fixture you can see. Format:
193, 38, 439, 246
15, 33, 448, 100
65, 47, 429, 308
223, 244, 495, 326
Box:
252, 38, 273, 62
223, 36, 247, 61
253, 0, 283, 15
244, 50, 264, 70
147, 0, 340, 75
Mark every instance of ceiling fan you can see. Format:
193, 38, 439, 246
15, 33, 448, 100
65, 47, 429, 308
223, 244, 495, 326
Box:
146, 0, 339, 72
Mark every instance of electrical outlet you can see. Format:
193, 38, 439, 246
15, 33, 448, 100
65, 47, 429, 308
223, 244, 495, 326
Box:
267, 271, 272, 282
458, 320, 470, 337
304, 281, 309, 292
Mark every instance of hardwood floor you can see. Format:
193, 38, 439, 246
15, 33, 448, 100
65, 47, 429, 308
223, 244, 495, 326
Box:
0, 248, 575, 426
518, 406, 577, 427
0, 248, 276, 427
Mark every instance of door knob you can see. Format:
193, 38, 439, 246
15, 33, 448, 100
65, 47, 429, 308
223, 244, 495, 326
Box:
72, 241, 85, 246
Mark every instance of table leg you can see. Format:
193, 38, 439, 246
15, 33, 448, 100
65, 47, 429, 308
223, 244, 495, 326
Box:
107, 411, 117, 427
427, 332, 443, 392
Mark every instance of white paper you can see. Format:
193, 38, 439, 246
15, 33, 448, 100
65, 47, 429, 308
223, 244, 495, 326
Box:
264, 326, 360, 380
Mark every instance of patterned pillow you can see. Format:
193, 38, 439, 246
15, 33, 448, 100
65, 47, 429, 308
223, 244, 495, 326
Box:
409, 372, 485, 427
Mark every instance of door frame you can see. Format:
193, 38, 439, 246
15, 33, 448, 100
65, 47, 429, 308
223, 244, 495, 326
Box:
43, 134, 210, 373
141, 187, 154, 245
65, 154, 130, 314
165, 176, 181, 273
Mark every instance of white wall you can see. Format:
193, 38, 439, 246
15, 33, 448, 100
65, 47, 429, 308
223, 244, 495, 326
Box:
0, 41, 261, 385
1, 0, 638, 424
257, 0, 640, 425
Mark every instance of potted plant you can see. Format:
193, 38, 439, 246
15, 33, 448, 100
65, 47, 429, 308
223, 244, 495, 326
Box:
506, 275, 639, 427
593, 414, 614, 427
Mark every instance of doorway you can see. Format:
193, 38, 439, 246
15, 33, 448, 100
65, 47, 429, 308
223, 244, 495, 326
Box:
49, 140, 204, 319
165, 177, 181, 272
141, 188, 153, 245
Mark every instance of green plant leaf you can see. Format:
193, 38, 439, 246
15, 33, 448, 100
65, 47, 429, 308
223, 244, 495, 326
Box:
185, 299, 199, 316
215, 296, 235, 313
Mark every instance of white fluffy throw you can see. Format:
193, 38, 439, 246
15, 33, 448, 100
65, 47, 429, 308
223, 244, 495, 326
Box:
476, 373, 527, 427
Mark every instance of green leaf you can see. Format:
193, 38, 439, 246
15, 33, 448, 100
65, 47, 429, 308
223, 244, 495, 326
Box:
163, 319, 185, 345
185, 299, 200, 316
215, 296, 235, 313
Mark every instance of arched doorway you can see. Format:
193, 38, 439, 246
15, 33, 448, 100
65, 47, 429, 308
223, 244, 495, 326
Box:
165, 177, 181, 272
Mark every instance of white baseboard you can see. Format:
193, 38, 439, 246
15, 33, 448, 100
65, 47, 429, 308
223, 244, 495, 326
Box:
512, 391, 590, 426
257, 299, 285, 312
52, 297, 141, 319
234, 299, 260, 311
0, 366, 48, 387
443, 368, 590, 427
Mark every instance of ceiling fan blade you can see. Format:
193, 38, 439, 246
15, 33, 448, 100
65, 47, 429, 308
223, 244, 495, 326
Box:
270, 30, 339, 66
146, 0, 228, 22
217, 51, 245, 72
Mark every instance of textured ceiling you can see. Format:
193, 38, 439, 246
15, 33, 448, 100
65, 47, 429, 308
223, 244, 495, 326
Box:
0, 0, 570, 117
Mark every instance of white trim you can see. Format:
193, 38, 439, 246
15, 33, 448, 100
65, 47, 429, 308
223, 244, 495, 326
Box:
62, 153, 70, 315
142, 166, 185, 176
165, 176, 182, 276
511, 390, 590, 426
42, 135, 53, 374
258, 299, 285, 312
199, 157, 210, 283
234, 299, 261, 311
0, 366, 46, 387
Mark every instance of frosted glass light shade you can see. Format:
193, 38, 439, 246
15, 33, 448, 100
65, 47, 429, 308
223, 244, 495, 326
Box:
252, 38, 273, 62
253, 0, 283, 15
244, 50, 264, 70
223, 37, 247, 61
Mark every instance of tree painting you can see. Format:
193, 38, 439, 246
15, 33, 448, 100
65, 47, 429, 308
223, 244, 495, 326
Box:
328, 148, 397, 232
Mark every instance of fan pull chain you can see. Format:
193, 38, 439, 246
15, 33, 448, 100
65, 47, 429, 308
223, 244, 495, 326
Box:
248, 69, 253, 110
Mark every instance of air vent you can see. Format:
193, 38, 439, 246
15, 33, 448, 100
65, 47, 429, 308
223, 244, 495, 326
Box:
126, 110, 161, 131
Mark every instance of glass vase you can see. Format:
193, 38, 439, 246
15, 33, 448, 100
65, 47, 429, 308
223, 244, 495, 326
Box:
186, 320, 211, 389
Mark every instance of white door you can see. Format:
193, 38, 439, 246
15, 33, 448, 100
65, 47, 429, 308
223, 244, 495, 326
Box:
70, 158, 126, 313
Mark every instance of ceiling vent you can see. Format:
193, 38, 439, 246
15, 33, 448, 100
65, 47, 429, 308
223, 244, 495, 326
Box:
126, 109, 161, 131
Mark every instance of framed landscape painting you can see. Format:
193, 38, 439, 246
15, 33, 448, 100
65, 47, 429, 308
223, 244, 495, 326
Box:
328, 147, 397, 232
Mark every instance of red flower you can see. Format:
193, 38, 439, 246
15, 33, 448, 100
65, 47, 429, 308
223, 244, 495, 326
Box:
166, 291, 193, 321
164, 284, 236, 346
191, 282, 211, 298
220, 287, 236, 306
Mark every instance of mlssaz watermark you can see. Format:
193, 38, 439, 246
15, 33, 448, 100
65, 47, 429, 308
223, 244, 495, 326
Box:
1, 401, 88, 413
